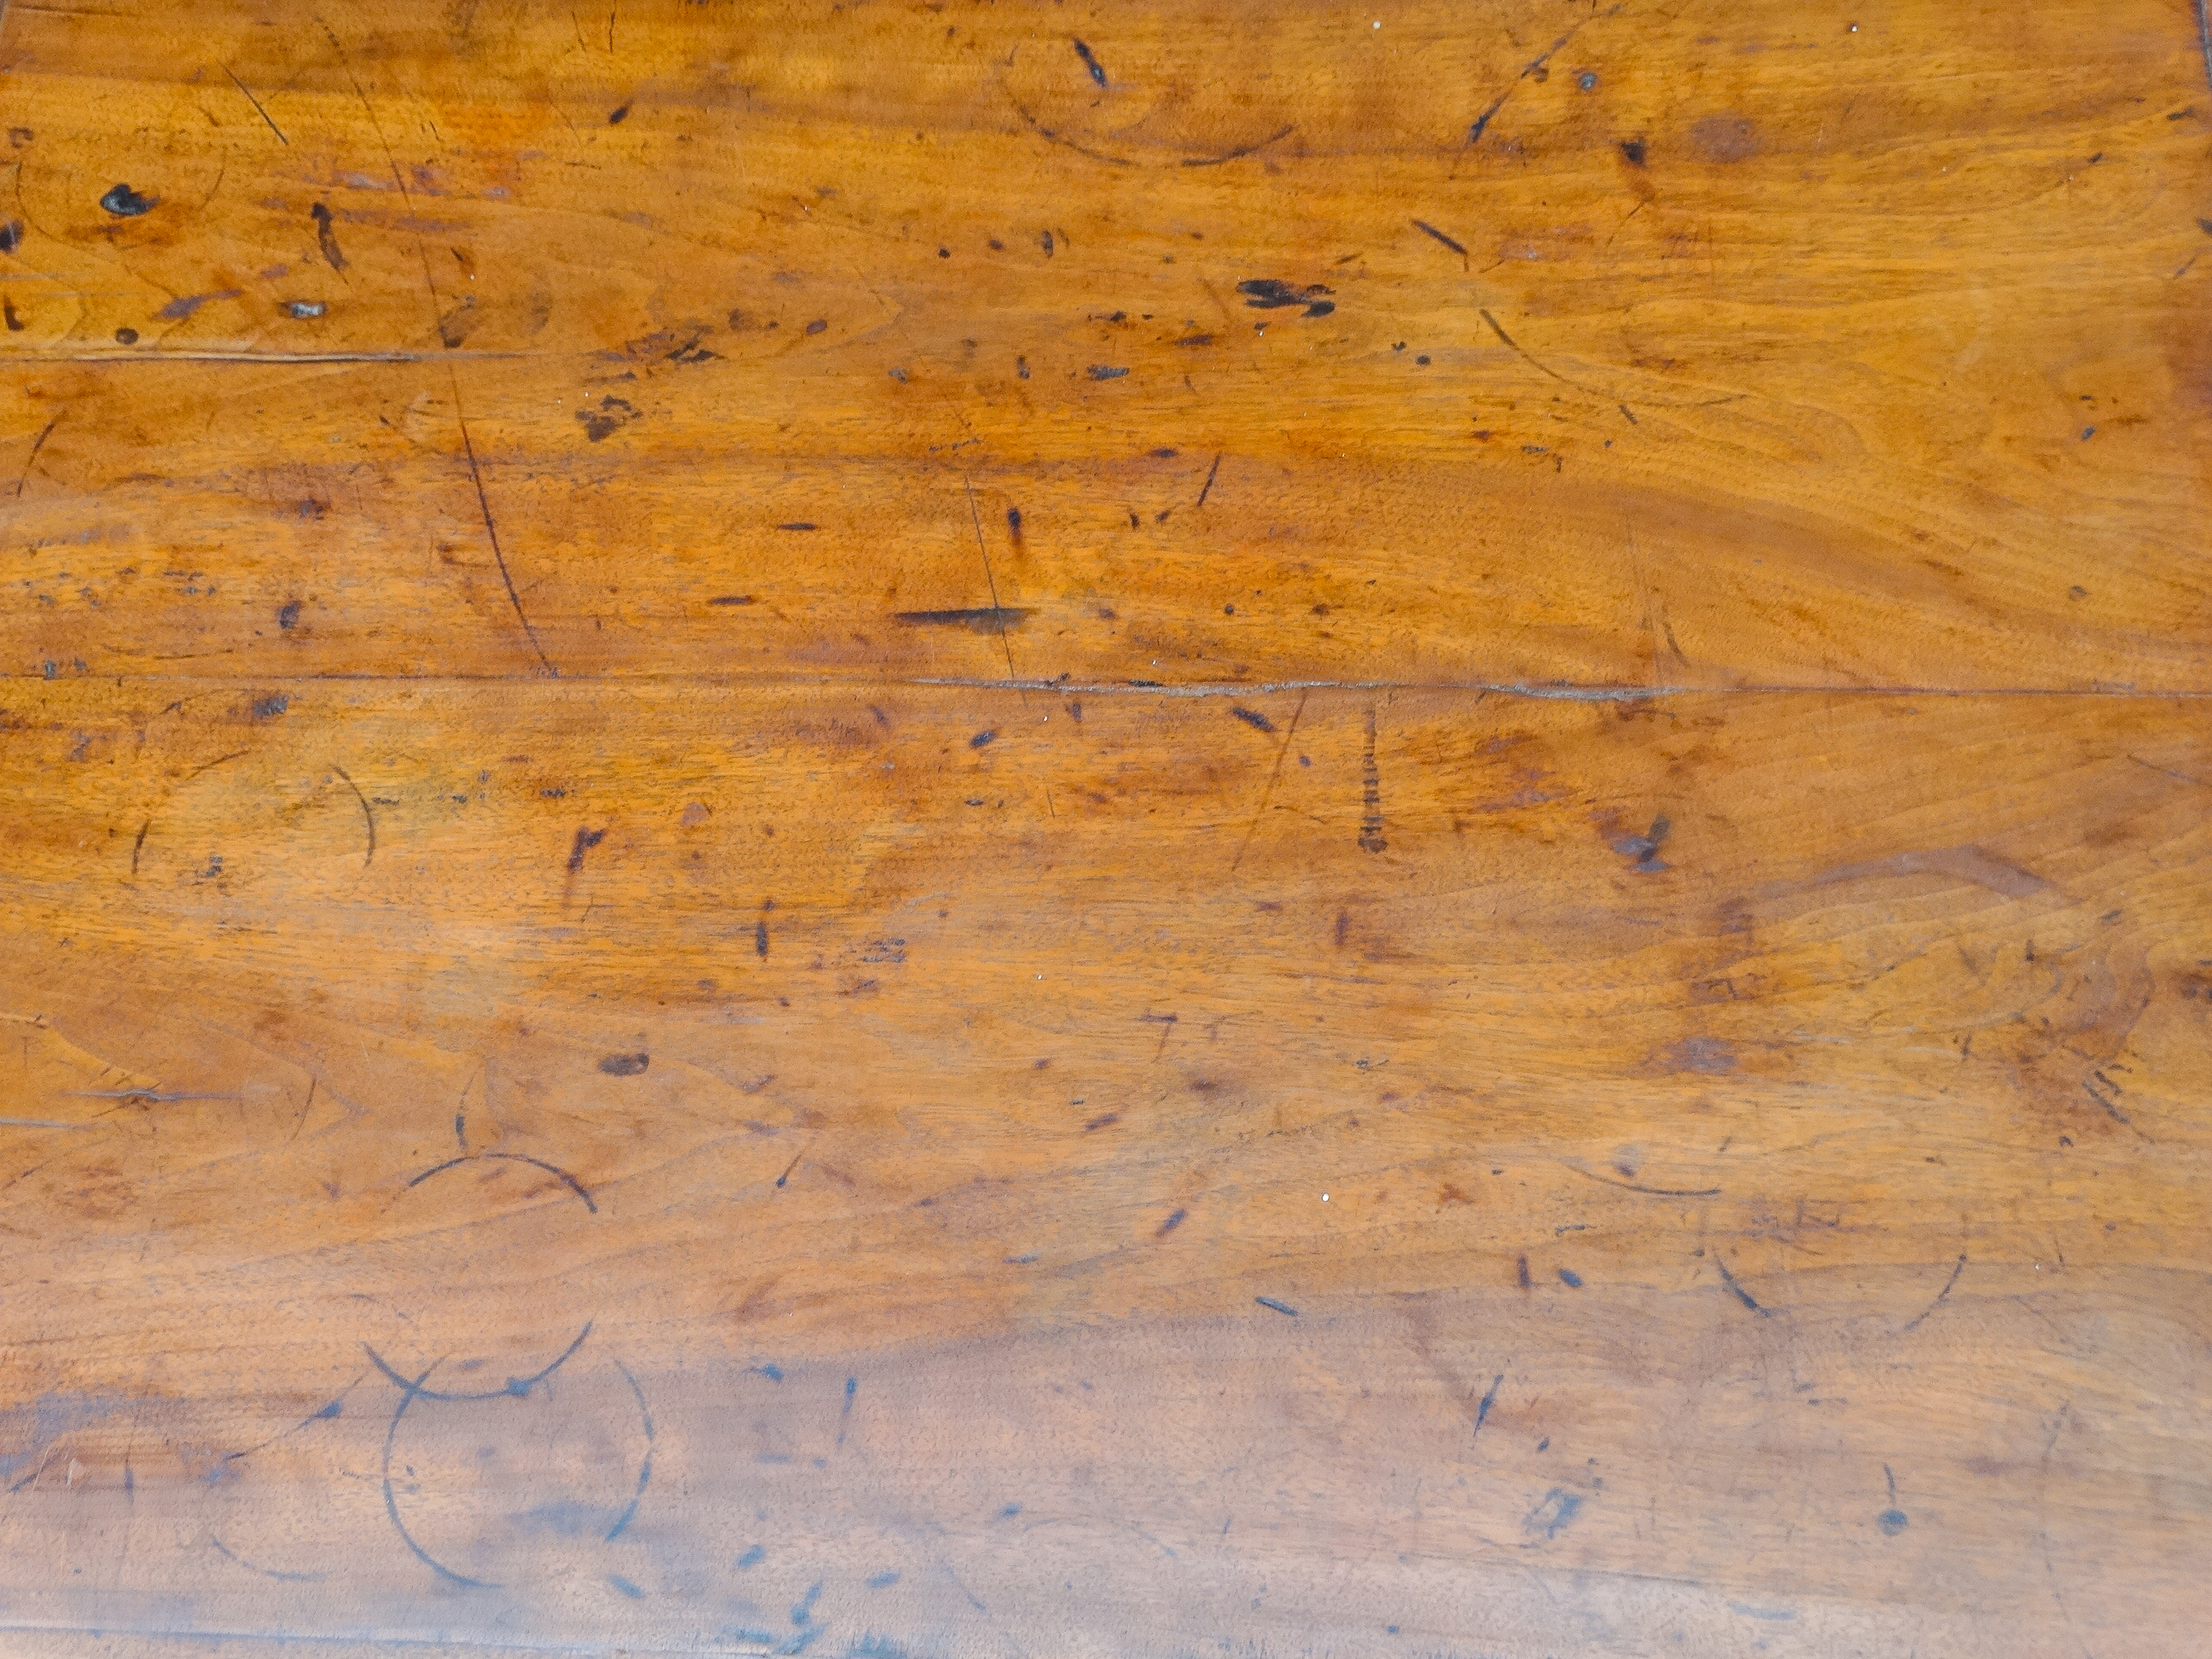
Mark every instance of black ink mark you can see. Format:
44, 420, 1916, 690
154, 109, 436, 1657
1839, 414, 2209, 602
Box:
381, 1362, 498, 1587
310, 202, 346, 271
1516, 1254, 1532, 1288
836, 1375, 856, 1449
1464, 90, 1510, 148
2081, 1071, 2134, 1127
405, 1151, 597, 1214
1155, 1208, 1188, 1237
1005, 507, 1023, 550
223, 66, 288, 144
3, 297, 20, 331
1610, 813, 1671, 871
1900, 1254, 1966, 1334
1713, 1257, 1771, 1316
161, 289, 243, 323
100, 183, 156, 217
1230, 705, 1275, 733
1084, 1113, 1120, 1132
15, 416, 58, 498
894, 606, 1035, 632
1560, 1161, 1717, 1197
1462, 9, 1618, 156
1524, 1487, 1584, 1538
1141, 1010, 1179, 1058
568, 826, 606, 872
1180, 124, 1295, 167
709, 595, 756, 606
209, 1535, 323, 1581
1196, 451, 1223, 509
608, 103, 631, 125
577, 395, 635, 441
1558, 1268, 1583, 1288
1359, 706, 1387, 852
331, 765, 375, 865
599, 1052, 649, 1076
1254, 1295, 1299, 1317
1620, 137, 1646, 166
364, 1321, 593, 1405
130, 818, 149, 875
969, 730, 997, 748
1473, 1372, 1503, 1437
1010, 99, 1135, 166
221, 1371, 363, 1462
1072, 38, 1108, 88
0, 221, 20, 254
1087, 364, 1129, 381
604, 1358, 655, 1540
1411, 218, 1468, 263
1481, 306, 1581, 392
1237, 278, 1335, 317
454, 368, 555, 673
775, 1152, 802, 1187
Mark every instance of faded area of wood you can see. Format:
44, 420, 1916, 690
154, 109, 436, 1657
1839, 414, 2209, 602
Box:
1, 2, 2208, 1655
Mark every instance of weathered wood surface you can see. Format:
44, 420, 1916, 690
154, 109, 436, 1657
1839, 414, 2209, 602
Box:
2, 1, 2209, 1656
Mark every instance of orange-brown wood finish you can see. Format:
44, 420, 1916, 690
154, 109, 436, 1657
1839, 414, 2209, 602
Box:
2, 1, 2208, 1655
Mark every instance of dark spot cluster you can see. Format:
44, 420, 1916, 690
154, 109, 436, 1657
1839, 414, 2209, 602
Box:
1238, 278, 1335, 318
578, 396, 637, 442
100, 183, 156, 217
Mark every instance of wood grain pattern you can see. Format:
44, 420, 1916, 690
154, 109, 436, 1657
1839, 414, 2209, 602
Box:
2, 0, 2209, 1655
3, 0, 2209, 687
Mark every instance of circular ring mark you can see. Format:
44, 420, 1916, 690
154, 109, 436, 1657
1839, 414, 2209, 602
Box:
405, 1150, 597, 1213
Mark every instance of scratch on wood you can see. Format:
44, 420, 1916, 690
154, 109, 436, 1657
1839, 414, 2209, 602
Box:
1713, 1256, 1773, 1317
1411, 218, 1468, 264
1196, 451, 1223, 509
1458, 7, 1621, 162
15, 416, 58, 497
331, 765, 375, 864
1230, 690, 1308, 874
222, 65, 288, 143
1009, 97, 1135, 167
963, 475, 1021, 682
1180, 124, 1295, 168
1899, 1253, 1966, 1333
451, 367, 556, 675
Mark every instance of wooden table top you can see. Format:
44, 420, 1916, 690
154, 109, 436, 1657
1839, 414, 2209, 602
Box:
2, 2, 2208, 1654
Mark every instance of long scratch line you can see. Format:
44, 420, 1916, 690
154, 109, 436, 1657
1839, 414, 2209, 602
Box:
963, 475, 1020, 682
222, 65, 288, 144
451, 367, 555, 675
1230, 690, 1309, 873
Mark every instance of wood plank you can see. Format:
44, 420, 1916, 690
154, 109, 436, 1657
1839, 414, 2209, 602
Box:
0, 680, 2206, 1653
3, 0, 2209, 686
6, 0, 2211, 1652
